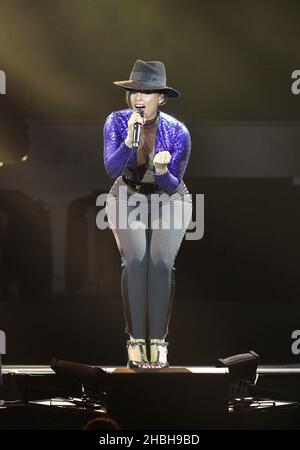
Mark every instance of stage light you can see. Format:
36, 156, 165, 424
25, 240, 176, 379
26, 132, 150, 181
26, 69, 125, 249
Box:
218, 351, 259, 404
50, 358, 108, 407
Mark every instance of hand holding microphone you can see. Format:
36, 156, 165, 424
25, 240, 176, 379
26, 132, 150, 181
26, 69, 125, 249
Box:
125, 107, 145, 149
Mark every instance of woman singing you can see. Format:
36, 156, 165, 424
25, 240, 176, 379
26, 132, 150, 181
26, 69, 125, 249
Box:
103, 60, 192, 368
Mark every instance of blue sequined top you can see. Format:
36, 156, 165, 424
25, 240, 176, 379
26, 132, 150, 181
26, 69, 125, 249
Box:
103, 109, 191, 194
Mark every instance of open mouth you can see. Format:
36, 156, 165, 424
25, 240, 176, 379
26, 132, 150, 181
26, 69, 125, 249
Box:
135, 104, 144, 108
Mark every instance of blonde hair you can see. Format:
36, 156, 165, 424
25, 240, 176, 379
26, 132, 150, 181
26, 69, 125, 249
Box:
125, 90, 168, 109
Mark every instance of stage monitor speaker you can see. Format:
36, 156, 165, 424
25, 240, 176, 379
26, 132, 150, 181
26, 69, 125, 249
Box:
0, 372, 81, 402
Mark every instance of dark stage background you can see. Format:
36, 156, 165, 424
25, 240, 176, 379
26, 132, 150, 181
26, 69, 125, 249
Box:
0, 0, 300, 365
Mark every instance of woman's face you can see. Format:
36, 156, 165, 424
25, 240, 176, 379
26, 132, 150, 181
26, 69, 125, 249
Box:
128, 90, 163, 120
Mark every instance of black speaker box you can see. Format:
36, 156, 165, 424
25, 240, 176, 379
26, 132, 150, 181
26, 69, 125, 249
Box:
106, 368, 229, 429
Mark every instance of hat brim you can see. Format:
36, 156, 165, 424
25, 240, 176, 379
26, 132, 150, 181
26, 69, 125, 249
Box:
113, 80, 180, 98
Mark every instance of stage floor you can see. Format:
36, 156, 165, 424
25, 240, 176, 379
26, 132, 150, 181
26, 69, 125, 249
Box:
1, 364, 300, 429
3, 364, 300, 374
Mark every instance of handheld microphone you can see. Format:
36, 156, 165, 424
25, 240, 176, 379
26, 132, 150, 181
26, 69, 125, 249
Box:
132, 106, 145, 150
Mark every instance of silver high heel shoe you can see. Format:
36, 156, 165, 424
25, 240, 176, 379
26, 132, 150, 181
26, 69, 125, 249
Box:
149, 339, 169, 369
126, 338, 150, 369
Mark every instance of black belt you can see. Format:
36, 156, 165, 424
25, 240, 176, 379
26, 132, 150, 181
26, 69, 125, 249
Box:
122, 175, 160, 194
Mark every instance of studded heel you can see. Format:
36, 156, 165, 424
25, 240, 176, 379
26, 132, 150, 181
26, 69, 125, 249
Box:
150, 339, 169, 369
126, 338, 150, 369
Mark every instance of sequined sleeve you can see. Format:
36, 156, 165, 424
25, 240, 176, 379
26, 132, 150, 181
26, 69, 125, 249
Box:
103, 112, 137, 178
153, 123, 191, 194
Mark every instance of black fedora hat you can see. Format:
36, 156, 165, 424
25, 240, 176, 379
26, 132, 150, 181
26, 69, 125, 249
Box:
113, 60, 180, 98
